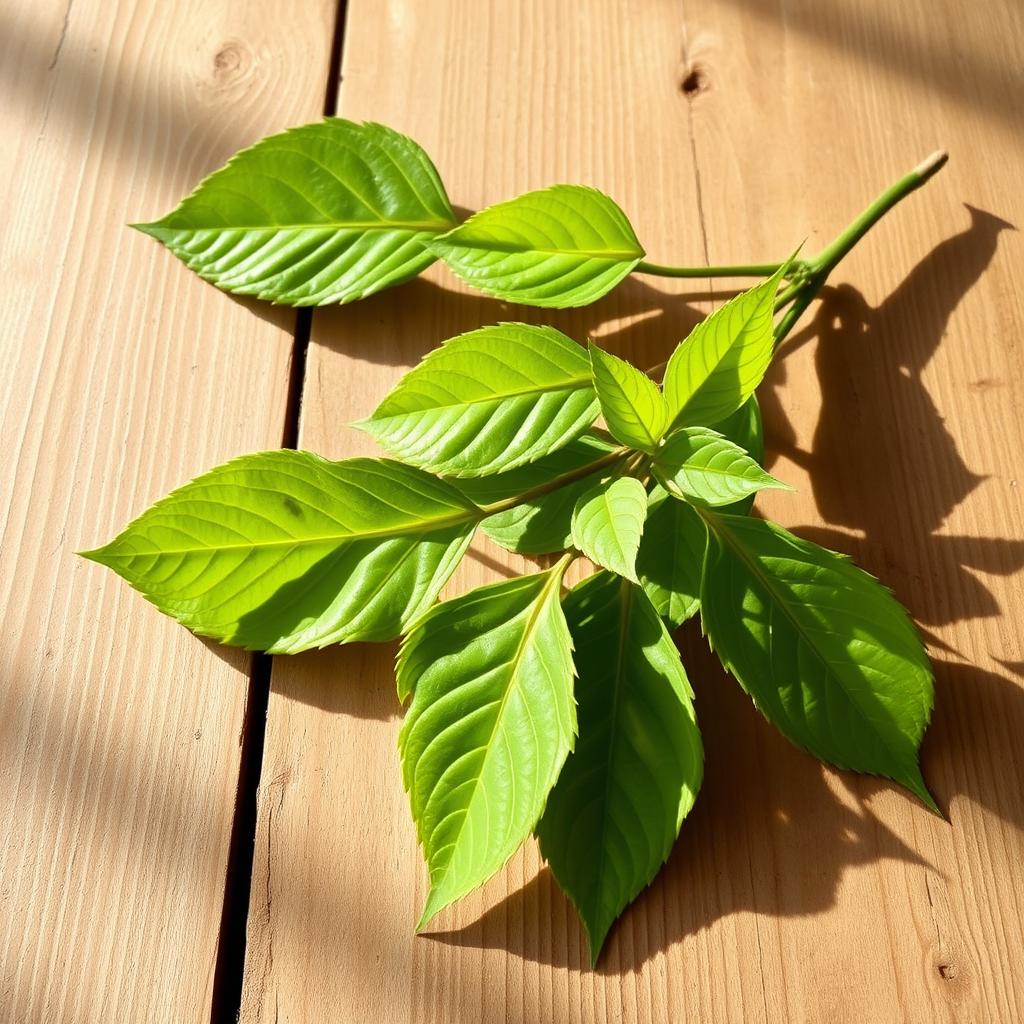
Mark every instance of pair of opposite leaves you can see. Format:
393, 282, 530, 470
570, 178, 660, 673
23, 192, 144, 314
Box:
135, 118, 656, 309
85, 261, 937, 962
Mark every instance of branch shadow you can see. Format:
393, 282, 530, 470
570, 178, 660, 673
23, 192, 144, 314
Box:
306, 273, 709, 371
761, 205, 1021, 629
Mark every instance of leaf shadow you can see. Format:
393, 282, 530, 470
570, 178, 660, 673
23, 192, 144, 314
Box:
424, 641, 1024, 972
761, 205, 1021, 631
306, 272, 710, 372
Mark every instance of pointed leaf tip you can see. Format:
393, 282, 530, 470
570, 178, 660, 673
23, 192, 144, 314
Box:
400, 569, 576, 929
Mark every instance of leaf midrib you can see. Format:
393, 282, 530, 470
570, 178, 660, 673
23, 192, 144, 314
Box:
94, 506, 479, 558
672, 284, 772, 427
429, 565, 567, 898
587, 578, 634, 942
704, 512, 913, 768
152, 218, 456, 234
372, 373, 594, 419
434, 237, 642, 261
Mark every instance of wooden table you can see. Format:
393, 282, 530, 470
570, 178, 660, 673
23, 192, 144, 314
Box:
3, 1, 1022, 1021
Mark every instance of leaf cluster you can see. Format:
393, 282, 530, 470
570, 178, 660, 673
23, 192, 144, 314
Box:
135, 118, 686, 309
84, 267, 936, 963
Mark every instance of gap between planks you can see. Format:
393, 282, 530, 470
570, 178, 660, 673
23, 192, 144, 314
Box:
208, 2, 351, 1020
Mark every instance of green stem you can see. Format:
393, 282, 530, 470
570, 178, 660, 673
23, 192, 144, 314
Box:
478, 446, 630, 517
806, 150, 948, 281
636, 260, 792, 280
773, 150, 948, 345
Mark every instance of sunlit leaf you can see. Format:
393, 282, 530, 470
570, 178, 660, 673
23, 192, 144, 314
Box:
357, 323, 598, 477
429, 185, 644, 308
398, 565, 577, 927
653, 426, 790, 507
701, 512, 937, 810
589, 343, 668, 452
81, 452, 477, 653
663, 268, 783, 427
571, 477, 647, 582
134, 119, 456, 305
538, 572, 702, 964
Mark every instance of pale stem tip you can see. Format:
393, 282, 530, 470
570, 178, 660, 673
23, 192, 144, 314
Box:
915, 150, 949, 179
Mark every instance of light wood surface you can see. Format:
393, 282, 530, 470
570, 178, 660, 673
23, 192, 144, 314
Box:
241, 1, 1024, 1022
0, 1, 335, 1021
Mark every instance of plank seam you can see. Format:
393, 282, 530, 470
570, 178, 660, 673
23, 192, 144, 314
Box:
209, 1, 351, 1020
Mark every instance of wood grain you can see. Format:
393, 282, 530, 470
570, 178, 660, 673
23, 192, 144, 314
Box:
0, 1, 335, 1020
237, 0, 1024, 1020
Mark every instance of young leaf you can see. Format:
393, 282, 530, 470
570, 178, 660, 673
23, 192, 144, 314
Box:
537, 572, 703, 964
700, 512, 937, 810
637, 485, 707, 627
356, 323, 598, 477
652, 426, 790, 508
428, 185, 644, 308
81, 452, 477, 653
467, 436, 625, 555
570, 477, 647, 582
133, 119, 456, 306
398, 565, 577, 928
589, 343, 668, 453
662, 267, 784, 427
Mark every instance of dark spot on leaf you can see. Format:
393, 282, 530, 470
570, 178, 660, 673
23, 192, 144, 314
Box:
282, 496, 303, 517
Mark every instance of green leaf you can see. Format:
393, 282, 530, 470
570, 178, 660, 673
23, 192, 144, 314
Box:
398, 564, 577, 928
473, 436, 626, 555
81, 452, 477, 654
537, 572, 703, 964
663, 268, 784, 427
133, 119, 456, 306
637, 486, 707, 627
356, 323, 598, 477
652, 426, 790, 508
589, 343, 668, 453
718, 395, 764, 465
570, 477, 647, 582
428, 185, 644, 308
700, 512, 937, 810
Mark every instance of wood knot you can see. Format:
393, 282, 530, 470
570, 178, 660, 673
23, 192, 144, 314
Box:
213, 42, 248, 80
937, 962, 959, 981
680, 65, 707, 99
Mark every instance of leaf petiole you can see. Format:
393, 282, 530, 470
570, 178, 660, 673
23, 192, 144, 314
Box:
476, 446, 631, 517
636, 260, 798, 280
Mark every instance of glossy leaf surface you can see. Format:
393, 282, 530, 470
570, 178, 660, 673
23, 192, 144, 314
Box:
134, 119, 456, 305
701, 512, 937, 809
663, 269, 783, 426
653, 426, 790, 507
358, 323, 598, 477
589, 343, 668, 453
570, 477, 647, 582
82, 452, 477, 653
398, 567, 577, 927
429, 185, 644, 307
538, 573, 703, 963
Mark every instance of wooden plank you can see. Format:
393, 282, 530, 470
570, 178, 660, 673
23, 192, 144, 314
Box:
0, 1, 336, 1021
241, 0, 1024, 1020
